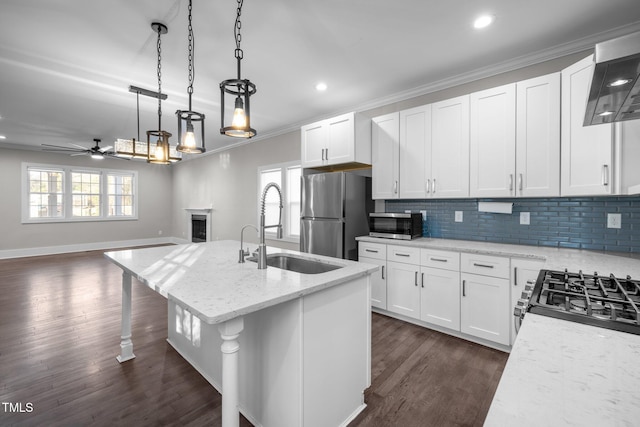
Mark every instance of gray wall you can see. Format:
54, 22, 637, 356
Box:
172, 132, 301, 250
0, 148, 173, 252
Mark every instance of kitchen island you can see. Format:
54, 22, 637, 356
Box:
105, 240, 378, 427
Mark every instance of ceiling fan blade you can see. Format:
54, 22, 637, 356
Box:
70, 152, 88, 156
100, 146, 113, 152
41, 144, 83, 151
69, 143, 89, 150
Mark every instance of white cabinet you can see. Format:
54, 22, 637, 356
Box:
510, 258, 544, 345
470, 74, 561, 198
516, 73, 561, 197
470, 84, 516, 197
431, 95, 470, 198
386, 245, 421, 319
420, 249, 460, 331
301, 112, 371, 168
561, 55, 613, 196
399, 104, 432, 199
460, 253, 510, 346
358, 242, 387, 310
371, 112, 400, 199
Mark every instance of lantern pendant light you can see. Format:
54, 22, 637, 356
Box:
220, 0, 256, 138
147, 21, 172, 164
176, 0, 205, 154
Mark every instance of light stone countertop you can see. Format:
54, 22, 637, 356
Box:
484, 314, 640, 427
356, 236, 640, 278
105, 240, 378, 325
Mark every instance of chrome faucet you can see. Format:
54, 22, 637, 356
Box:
238, 224, 259, 263
258, 182, 283, 269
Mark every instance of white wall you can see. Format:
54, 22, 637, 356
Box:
0, 148, 174, 256
171, 131, 301, 250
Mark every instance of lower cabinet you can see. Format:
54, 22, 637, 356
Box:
386, 260, 421, 319
362, 257, 387, 309
420, 266, 460, 330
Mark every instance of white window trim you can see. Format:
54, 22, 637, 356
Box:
257, 161, 300, 244
21, 162, 138, 224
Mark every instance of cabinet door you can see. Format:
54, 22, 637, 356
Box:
399, 104, 432, 199
460, 273, 510, 346
510, 258, 544, 345
372, 113, 400, 199
420, 267, 461, 331
561, 55, 613, 196
431, 95, 470, 198
326, 112, 355, 165
470, 84, 516, 197
516, 73, 561, 197
361, 257, 387, 310
386, 260, 420, 319
301, 121, 326, 168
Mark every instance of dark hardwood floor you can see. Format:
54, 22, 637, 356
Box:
0, 249, 508, 426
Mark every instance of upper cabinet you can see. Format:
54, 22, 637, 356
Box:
431, 95, 470, 198
371, 112, 400, 199
469, 84, 516, 197
469, 74, 561, 198
301, 112, 371, 169
399, 104, 432, 199
561, 55, 613, 196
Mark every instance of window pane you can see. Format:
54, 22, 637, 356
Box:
287, 166, 301, 237
107, 173, 135, 217
71, 172, 101, 217
27, 168, 64, 218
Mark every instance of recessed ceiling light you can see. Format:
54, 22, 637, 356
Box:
473, 14, 495, 29
0, 135, 6, 139
315, 82, 328, 92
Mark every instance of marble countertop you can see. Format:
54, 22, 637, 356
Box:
356, 236, 640, 278
105, 240, 378, 325
484, 314, 640, 426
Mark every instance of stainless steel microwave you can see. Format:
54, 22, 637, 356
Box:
369, 213, 423, 240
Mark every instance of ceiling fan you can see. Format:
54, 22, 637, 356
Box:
42, 138, 120, 160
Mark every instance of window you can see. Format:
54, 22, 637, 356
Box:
258, 162, 301, 242
23, 163, 137, 223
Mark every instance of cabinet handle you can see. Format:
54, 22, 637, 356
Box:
426, 179, 431, 194
509, 174, 513, 191
518, 173, 523, 192
602, 164, 609, 186
321, 148, 325, 161
326, 148, 329, 160
365, 249, 378, 253
393, 180, 398, 194
381, 265, 385, 280
433, 179, 437, 193
514, 267, 518, 286
430, 257, 448, 263
421, 272, 424, 288
414, 271, 418, 286
462, 279, 466, 297
396, 253, 410, 257
473, 263, 494, 269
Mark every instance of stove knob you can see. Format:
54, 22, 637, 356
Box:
513, 305, 526, 318
521, 290, 532, 299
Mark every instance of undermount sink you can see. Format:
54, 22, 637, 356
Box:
249, 253, 343, 274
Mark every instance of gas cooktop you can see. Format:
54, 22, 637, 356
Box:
526, 269, 640, 335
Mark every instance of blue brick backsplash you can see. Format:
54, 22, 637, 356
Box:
386, 196, 640, 253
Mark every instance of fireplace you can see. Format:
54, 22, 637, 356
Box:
185, 208, 212, 243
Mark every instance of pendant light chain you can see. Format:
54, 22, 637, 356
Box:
234, 0, 243, 77
156, 25, 163, 130
187, 0, 194, 99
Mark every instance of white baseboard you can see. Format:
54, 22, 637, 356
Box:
0, 236, 181, 259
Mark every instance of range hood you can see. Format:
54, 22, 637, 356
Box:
584, 31, 640, 126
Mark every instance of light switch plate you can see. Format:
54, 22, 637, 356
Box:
520, 212, 530, 225
455, 211, 463, 222
607, 213, 621, 229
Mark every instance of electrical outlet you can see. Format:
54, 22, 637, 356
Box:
607, 213, 621, 229
455, 211, 463, 222
520, 212, 530, 225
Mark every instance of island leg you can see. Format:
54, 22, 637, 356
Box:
116, 271, 135, 363
218, 316, 244, 427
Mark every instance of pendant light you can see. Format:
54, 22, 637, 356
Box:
220, 0, 256, 138
147, 22, 172, 164
176, 0, 205, 154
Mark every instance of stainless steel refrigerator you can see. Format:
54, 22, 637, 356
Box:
300, 171, 372, 261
